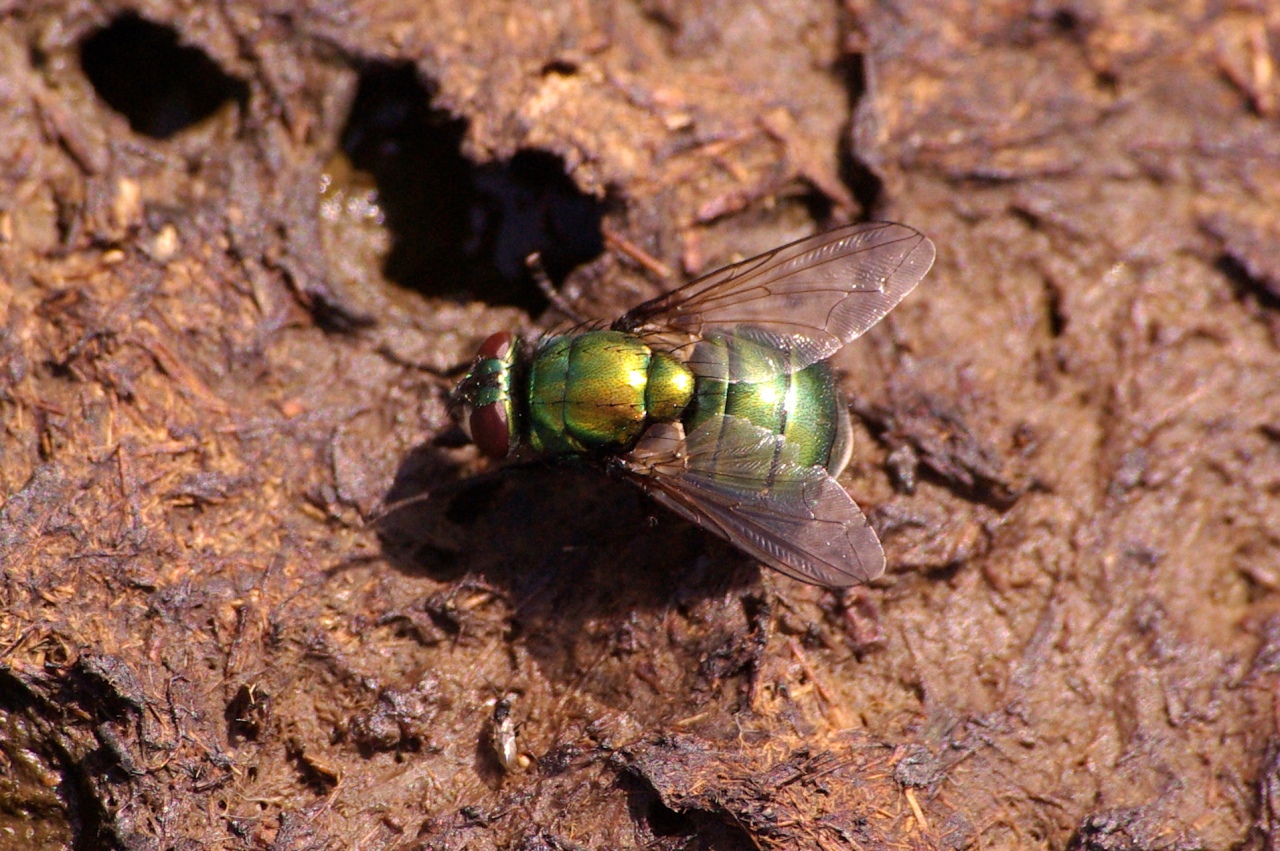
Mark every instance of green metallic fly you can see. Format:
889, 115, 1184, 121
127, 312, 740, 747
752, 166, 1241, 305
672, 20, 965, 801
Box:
453, 222, 936, 587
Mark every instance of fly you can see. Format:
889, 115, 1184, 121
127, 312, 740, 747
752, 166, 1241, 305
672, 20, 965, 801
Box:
452, 222, 936, 587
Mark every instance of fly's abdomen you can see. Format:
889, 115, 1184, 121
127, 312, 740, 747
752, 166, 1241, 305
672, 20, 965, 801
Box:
526, 331, 694, 454
687, 334, 850, 473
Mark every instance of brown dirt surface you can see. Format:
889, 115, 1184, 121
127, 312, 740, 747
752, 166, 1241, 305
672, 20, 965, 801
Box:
2, 1, 1279, 849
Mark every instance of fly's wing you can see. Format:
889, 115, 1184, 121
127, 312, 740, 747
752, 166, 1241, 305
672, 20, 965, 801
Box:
617, 416, 885, 587
614, 222, 935, 374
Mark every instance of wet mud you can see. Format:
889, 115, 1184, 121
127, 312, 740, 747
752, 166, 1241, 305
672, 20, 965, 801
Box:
1, 1, 1278, 848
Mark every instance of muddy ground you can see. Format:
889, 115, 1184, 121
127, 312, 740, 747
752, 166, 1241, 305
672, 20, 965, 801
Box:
2, 1, 1279, 849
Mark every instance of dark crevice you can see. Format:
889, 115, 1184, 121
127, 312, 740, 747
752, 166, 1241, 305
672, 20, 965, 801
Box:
1050, 7, 1081, 33
621, 775, 755, 848
540, 58, 580, 76
340, 64, 471, 299
1044, 278, 1067, 337
80, 14, 247, 139
339, 62, 605, 314
1216, 254, 1280, 312
834, 53, 885, 216
0, 670, 114, 851
797, 188, 835, 225
1094, 69, 1120, 93
224, 684, 268, 745
285, 743, 340, 794
622, 774, 696, 838
646, 796, 695, 837
474, 149, 608, 288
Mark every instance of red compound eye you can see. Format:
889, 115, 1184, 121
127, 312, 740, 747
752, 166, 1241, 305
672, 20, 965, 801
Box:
470, 403, 510, 458
477, 331, 513, 360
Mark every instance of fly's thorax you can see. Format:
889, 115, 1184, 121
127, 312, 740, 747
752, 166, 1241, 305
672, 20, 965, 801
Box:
525, 330, 694, 455
645, 350, 695, 421
459, 331, 521, 458
686, 333, 848, 472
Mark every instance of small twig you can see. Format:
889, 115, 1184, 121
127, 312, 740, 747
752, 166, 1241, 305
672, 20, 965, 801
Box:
904, 786, 930, 833
602, 224, 673, 280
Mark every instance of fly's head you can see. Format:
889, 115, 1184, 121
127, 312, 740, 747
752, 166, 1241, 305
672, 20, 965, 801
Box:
453, 331, 519, 459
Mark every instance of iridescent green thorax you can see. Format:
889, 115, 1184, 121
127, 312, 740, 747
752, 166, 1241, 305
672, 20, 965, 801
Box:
526, 330, 694, 454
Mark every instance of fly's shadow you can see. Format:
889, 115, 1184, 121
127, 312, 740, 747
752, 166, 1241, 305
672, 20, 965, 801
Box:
373, 442, 766, 707
376, 441, 760, 620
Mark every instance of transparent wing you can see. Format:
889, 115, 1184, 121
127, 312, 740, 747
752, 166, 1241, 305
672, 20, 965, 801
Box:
614, 222, 935, 374
616, 416, 885, 587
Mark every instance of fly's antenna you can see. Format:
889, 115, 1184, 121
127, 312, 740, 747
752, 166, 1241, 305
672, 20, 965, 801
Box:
447, 367, 474, 416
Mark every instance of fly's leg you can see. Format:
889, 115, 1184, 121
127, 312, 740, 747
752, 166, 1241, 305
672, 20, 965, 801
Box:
527, 229, 674, 326
371, 457, 578, 529
376, 347, 474, 384
371, 464, 508, 529
525, 252, 593, 325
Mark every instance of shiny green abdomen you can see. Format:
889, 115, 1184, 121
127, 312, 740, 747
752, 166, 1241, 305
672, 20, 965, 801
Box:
687, 335, 848, 472
526, 331, 694, 454
524, 330, 848, 472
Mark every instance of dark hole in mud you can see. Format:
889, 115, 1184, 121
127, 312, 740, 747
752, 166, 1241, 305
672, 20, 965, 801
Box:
1050, 8, 1081, 33
624, 778, 754, 847
646, 796, 695, 837
540, 58, 580, 76
80, 14, 247, 139
834, 54, 885, 215
797, 187, 836, 225
340, 62, 605, 314
622, 777, 696, 839
286, 745, 339, 794
1044, 280, 1067, 337
1216, 254, 1280, 312
0, 670, 40, 717
224, 684, 267, 745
